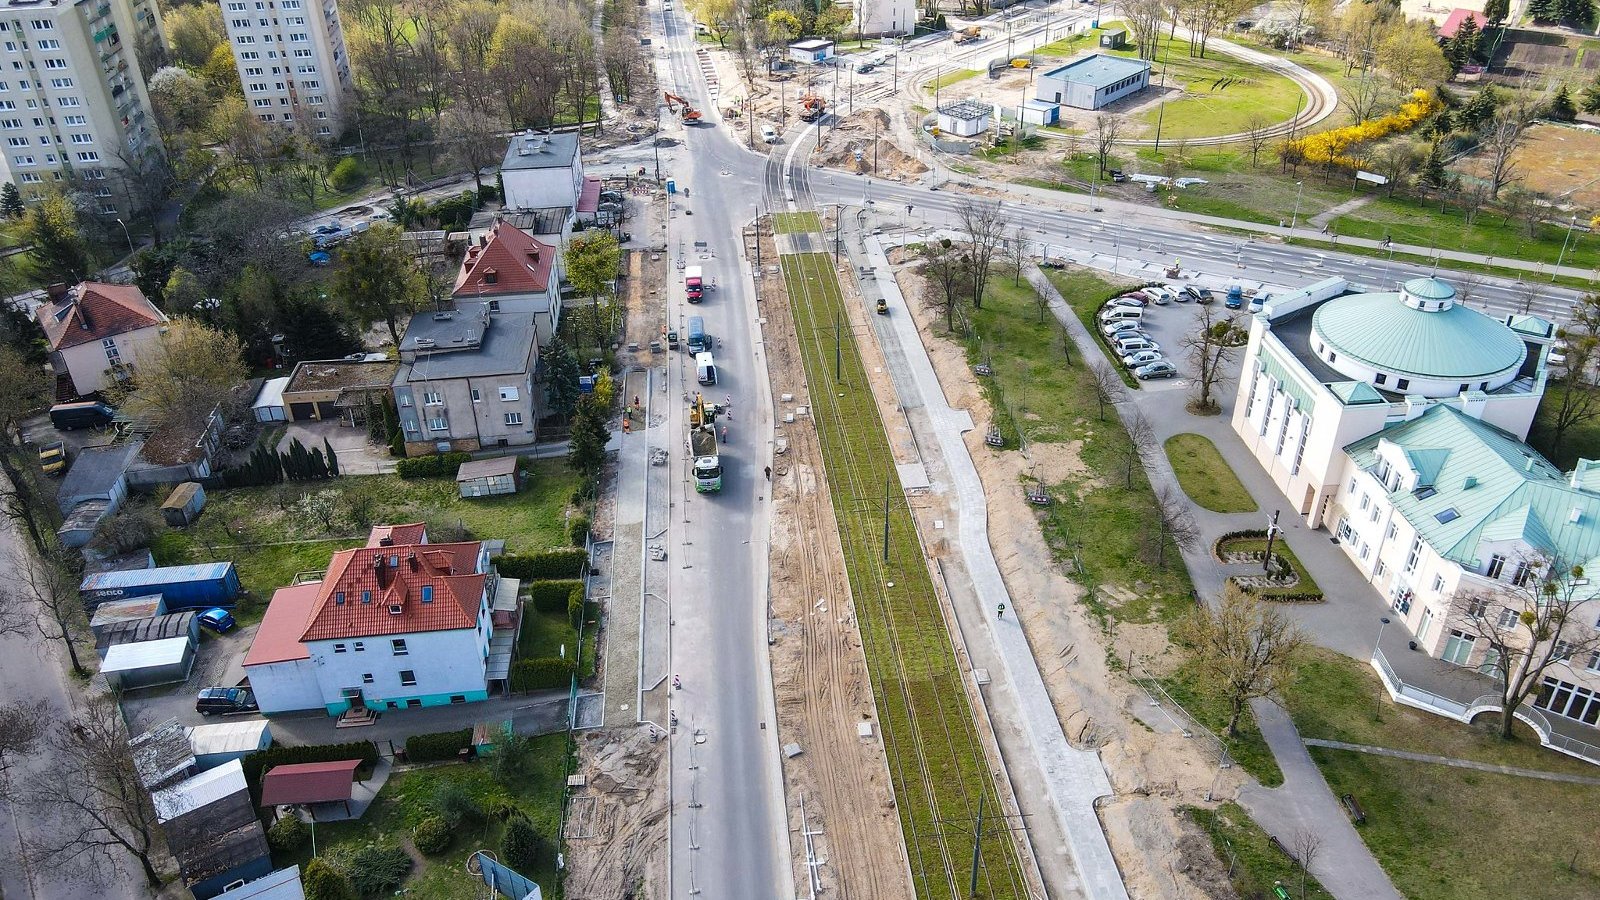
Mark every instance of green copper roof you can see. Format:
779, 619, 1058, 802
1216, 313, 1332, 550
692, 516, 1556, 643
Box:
1328, 381, 1385, 405
1313, 290, 1526, 380
1403, 277, 1456, 301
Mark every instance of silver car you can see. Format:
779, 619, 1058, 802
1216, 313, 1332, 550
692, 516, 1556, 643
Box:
1122, 350, 1164, 368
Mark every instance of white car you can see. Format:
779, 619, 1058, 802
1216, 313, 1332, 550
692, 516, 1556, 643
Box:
1102, 320, 1143, 338
1144, 285, 1177, 305
760, 125, 779, 144
1106, 297, 1143, 310
1114, 336, 1160, 355
1122, 350, 1164, 369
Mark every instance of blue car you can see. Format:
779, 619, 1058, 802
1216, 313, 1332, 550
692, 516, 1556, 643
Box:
197, 607, 236, 634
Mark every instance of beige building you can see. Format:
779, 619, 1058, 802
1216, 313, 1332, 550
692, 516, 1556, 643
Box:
391, 300, 542, 456
0, 0, 165, 212
219, 0, 353, 139
280, 358, 398, 425
37, 281, 166, 397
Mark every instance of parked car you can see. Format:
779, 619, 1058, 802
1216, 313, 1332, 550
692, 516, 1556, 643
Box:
1113, 336, 1160, 355
50, 401, 115, 431
311, 222, 342, 236
1225, 289, 1245, 310
1249, 294, 1269, 313
1109, 169, 1127, 183
1144, 286, 1175, 305
1135, 360, 1179, 380
1106, 297, 1143, 310
1122, 350, 1164, 368
600, 189, 625, 203
197, 608, 236, 634
38, 440, 66, 477
1183, 286, 1214, 304
1040, 257, 1069, 269
1114, 292, 1147, 306
196, 687, 257, 716
761, 125, 780, 144
1102, 320, 1143, 337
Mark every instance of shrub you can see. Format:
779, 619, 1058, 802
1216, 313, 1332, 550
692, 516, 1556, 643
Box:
396, 451, 473, 479
405, 728, 472, 763
412, 815, 453, 855
267, 814, 309, 852
477, 182, 500, 203
241, 741, 379, 806
302, 857, 356, 900
330, 841, 411, 896
498, 548, 587, 580
569, 591, 586, 630
526, 579, 584, 614
328, 157, 365, 192
501, 813, 546, 874
431, 780, 485, 828
566, 513, 590, 546
509, 657, 576, 691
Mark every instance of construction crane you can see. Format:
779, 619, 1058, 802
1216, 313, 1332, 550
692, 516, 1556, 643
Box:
798, 93, 827, 123
663, 91, 703, 123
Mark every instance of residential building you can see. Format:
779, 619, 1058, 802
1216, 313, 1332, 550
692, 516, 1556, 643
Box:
849, 0, 914, 37
218, 0, 353, 138
0, 0, 165, 212
500, 131, 583, 212
452, 220, 563, 330
280, 358, 399, 425
1035, 54, 1150, 110
1231, 276, 1553, 527
244, 523, 521, 715
37, 281, 167, 397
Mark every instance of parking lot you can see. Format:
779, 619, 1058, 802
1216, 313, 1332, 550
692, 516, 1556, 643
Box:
119, 624, 255, 733
1094, 281, 1234, 393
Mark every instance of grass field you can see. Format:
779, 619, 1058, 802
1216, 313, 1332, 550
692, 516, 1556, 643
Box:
1215, 536, 1320, 599
146, 461, 579, 622
1283, 647, 1600, 900
924, 68, 979, 91
1188, 802, 1333, 900
1331, 195, 1600, 273
1105, 33, 1303, 140
772, 211, 821, 234
778, 249, 1029, 900
274, 739, 571, 899
1164, 433, 1257, 513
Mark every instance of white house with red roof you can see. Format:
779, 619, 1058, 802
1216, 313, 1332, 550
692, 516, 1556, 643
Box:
244, 523, 516, 716
453, 220, 564, 335
36, 281, 169, 398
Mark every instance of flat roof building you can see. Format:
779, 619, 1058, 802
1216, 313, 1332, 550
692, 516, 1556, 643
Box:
1036, 53, 1151, 110
220, 0, 354, 138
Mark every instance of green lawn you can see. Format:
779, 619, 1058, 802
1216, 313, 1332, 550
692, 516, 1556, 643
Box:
274, 739, 571, 899
1282, 648, 1600, 900
1216, 536, 1321, 600
779, 250, 1030, 900
1161, 663, 1283, 785
924, 68, 979, 91
1164, 433, 1257, 513
1332, 194, 1600, 273
146, 461, 580, 622
1188, 802, 1333, 900
772, 211, 821, 234
1105, 33, 1303, 140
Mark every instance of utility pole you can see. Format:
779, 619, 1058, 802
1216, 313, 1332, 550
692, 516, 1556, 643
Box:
1262, 509, 1282, 574
969, 791, 985, 898
882, 476, 892, 562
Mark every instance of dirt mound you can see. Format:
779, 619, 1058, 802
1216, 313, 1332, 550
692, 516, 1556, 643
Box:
812, 109, 928, 178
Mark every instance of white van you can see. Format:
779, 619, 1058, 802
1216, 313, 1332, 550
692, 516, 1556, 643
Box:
695, 352, 718, 385
1098, 306, 1143, 324
761, 125, 779, 144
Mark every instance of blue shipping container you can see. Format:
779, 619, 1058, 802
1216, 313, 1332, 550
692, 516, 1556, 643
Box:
79, 562, 240, 609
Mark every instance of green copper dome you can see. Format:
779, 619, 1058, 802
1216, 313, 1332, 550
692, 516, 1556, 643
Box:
1311, 284, 1526, 381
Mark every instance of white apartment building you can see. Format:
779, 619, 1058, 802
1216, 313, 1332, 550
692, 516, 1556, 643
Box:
219, 0, 352, 139
0, 0, 165, 213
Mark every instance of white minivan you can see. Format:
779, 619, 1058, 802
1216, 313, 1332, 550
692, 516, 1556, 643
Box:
696, 352, 718, 385
1098, 306, 1143, 324
761, 125, 780, 144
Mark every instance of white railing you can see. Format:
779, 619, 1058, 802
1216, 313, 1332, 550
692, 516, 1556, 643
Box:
1370, 650, 1600, 767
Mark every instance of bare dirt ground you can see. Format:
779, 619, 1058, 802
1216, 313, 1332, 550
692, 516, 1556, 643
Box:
1455, 122, 1600, 210
758, 220, 914, 899
813, 108, 930, 180
885, 251, 1249, 900
563, 727, 669, 899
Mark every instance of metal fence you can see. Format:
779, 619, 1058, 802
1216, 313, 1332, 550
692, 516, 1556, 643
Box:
1131, 674, 1234, 770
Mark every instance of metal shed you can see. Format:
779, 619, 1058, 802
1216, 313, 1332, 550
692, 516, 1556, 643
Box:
153, 760, 273, 900
130, 718, 198, 791
252, 377, 290, 423
102, 636, 196, 690
57, 498, 112, 549
213, 867, 305, 900
161, 481, 207, 527
90, 594, 168, 638
1035, 53, 1151, 110
96, 611, 199, 656
188, 721, 274, 771
457, 456, 520, 497
80, 562, 241, 609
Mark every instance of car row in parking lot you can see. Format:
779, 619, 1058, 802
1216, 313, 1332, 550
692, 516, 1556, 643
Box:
1097, 286, 1184, 380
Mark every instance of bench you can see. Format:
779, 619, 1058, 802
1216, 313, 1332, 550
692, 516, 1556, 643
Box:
1341, 792, 1367, 825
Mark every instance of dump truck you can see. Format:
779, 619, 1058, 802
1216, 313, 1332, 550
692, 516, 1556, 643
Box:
685, 265, 704, 302
689, 393, 722, 493
953, 26, 983, 43
799, 93, 827, 122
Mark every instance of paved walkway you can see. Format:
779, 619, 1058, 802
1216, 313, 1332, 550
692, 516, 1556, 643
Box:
861, 234, 1130, 900
1308, 196, 1374, 230
1302, 739, 1600, 784
265, 692, 570, 751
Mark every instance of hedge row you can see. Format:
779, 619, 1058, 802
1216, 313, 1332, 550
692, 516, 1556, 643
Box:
509, 657, 576, 692
241, 740, 380, 806
567, 514, 590, 546
499, 548, 587, 580
397, 452, 474, 479
405, 728, 472, 763
1231, 579, 1325, 603
527, 579, 584, 614
1212, 528, 1269, 560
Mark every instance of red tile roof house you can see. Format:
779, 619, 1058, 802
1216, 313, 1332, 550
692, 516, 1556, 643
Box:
453, 220, 564, 336
243, 523, 521, 716
36, 281, 168, 399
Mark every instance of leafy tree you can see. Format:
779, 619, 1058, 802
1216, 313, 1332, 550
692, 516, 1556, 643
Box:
109, 319, 247, 430
766, 9, 801, 42
1458, 85, 1498, 131
1420, 141, 1450, 191
277, 292, 362, 362
1181, 585, 1306, 737
1482, 0, 1509, 24
690, 0, 738, 47
148, 66, 212, 136
1445, 13, 1481, 70
1584, 77, 1600, 115
165, 2, 228, 69
0, 348, 51, 552
327, 157, 364, 192
567, 398, 610, 481
333, 224, 426, 348
1548, 84, 1578, 122
815, 3, 852, 38
1537, 293, 1600, 460
130, 245, 178, 307
0, 182, 22, 218
501, 813, 545, 874
23, 193, 90, 284
302, 857, 357, 900
565, 231, 621, 351
541, 333, 581, 420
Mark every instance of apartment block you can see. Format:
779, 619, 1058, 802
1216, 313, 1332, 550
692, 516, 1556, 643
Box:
0, 0, 165, 213
219, 0, 352, 138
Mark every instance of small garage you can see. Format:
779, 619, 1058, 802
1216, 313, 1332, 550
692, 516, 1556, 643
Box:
936, 100, 992, 137
161, 482, 207, 527
1020, 99, 1060, 126
102, 636, 197, 691
457, 456, 520, 498
252, 377, 289, 423
789, 38, 836, 64
90, 595, 168, 640
188, 720, 274, 771
97, 611, 200, 658
280, 360, 400, 426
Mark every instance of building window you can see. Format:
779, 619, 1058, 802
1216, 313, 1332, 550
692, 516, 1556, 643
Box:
360, 590, 371, 603
362, 672, 374, 684
1358, 492, 1370, 511
1536, 676, 1600, 725
354, 641, 364, 651
392, 639, 408, 656
1396, 378, 1410, 391
1431, 574, 1444, 592
399, 669, 417, 687
498, 386, 519, 401
1497, 607, 1520, 629
334, 591, 345, 604
1553, 639, 1575, 661
1486, 554, 1507, 580
450, 695, 466, 703
423, 391, 442, 405
428, 416, 448, 432
420, 585, 433, 603
1587, 651, 1600, 673
1512, 561, 1535, 587
1466, 597, 1490, 619
471, 388, 480, 402
505, 412, 523, 426
333, 643, 347, 653
1403, 535, 1423, 573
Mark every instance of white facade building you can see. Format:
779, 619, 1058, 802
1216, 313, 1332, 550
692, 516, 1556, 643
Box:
219, 0, 352, 138
850, 0, 915, 37
500, 131, 584, 211
0, 0, 165, 211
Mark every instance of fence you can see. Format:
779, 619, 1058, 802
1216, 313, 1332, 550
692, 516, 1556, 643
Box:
1371, 649, 1600, 767
1131, 674, 1233, 770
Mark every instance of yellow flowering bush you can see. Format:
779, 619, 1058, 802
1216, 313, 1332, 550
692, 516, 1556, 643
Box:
1285, 90, 1440, 169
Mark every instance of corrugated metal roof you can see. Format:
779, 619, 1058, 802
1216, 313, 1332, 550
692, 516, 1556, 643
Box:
81, 562, 234, 591
1041, 53, 1150, 87
101, 636, 191, 672
253, 376, 290, 411
152, 759, 249, 823
1313, 288, 1526, 380
187, 720, 272, 757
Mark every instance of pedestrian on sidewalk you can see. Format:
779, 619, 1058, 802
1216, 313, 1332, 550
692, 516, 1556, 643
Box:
764, 465, 771, 480
996, 603, 1006, 618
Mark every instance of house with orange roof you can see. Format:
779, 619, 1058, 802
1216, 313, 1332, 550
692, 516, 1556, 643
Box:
36, 281, 169, 398
453, 220, 564, 335
243, 523, 520, 716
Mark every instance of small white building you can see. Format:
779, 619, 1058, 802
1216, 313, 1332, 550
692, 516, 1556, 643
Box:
188, 720, 274, 771
1020, 99, 1061, 126
936, 100, 992, 137
1036, 53, 1151, 110
789, 39, 837, 64
501, 131, 585, 213
102, 636, 196, 691
850, 0, 915, 36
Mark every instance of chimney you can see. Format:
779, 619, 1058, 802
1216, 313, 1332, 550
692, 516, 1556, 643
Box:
408, 550, 418, 571
374, 554, 388, 589
45, 282, 69, 302
1457, 389, 1488, 421
479, 234, 488, 247
379, 535, 394, 546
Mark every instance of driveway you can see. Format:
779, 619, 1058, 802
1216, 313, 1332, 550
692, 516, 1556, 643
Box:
119, 625, 254, 734
275, 419, 396, 475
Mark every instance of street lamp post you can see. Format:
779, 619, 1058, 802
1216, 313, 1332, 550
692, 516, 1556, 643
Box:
1374, 615, 1392, 720
1288, 182, 1304, 231
1555, 214, 1580, 280
114, 217, 134, 256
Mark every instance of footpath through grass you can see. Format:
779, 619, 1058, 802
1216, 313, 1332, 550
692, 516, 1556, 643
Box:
1164, 433, 1257, 513
778, 249, 1029, 900
1189, 802, 1333, 900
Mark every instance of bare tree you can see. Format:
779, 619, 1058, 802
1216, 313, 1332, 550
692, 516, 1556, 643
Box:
0, 699, 45, 896
1124, 0, 1167, 60
1244, 114, 1272, 167
1449, 553, 1600, 739
13, 547, 90, 676
1291, 827, 1324, 899
1092, 113, 1123, 177
1482, 106, 1533, 199
27, 696, 166, 887
1034, 280, 1052, 324
1091, 362, 1125, 422
0, 345, 53, 554
1340, 66, 1387, 124
1002, 227, 1028, 287
1180, 305, 1250, 413
1540, 294, 1600, 458
956, 198, 1005, 309
1373, 140, 1419, 197
1149, 484, 1200, 568
1182, 585, 1307, 737
1120, 409, 1155, 489
921, 238, 970, 332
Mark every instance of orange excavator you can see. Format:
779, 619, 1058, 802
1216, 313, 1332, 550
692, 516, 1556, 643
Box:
798, 92, 827, 123
663, 91, 703, 123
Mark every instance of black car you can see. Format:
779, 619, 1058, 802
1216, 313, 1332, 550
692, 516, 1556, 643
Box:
1181, 286, 1214, 304
196, 687, 258, 716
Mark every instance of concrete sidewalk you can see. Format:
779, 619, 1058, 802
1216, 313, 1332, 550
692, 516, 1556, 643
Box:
857, 231, 1131, 900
